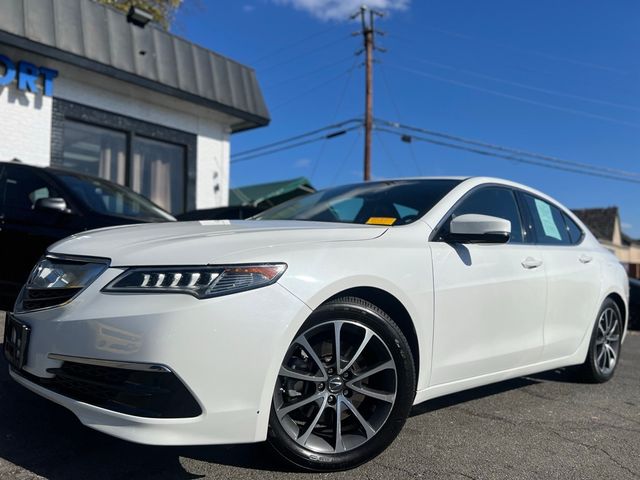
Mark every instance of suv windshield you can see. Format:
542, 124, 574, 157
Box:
56, 173, 175, 222
253, 179, 461, 226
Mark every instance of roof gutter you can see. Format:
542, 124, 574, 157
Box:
0, 30, 270, 132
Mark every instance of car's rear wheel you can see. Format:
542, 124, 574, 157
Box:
580, 298, 622, 383
268, 296, 416, 471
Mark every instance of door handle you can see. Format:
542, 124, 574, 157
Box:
522, 257, 543, 269
579, 254, 593, 264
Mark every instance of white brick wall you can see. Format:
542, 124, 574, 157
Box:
0, 83, 51, 166
0, 45, 233, 208
196, 122, 230, 209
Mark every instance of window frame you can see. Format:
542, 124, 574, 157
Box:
431, 184, 528, 244
51, 99, 197, 214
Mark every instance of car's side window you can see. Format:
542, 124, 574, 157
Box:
3, 166, 60, 213
522, 194, 571, 245
445, 187, 524, 244
563, 213, 584, 245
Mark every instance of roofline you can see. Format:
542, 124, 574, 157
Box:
0, 30, 270, 132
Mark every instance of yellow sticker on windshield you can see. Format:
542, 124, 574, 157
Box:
366, 217, 397, 226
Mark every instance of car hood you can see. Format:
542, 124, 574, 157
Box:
49, 220, 388, 266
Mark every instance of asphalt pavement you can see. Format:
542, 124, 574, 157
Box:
0, 314, 638, 480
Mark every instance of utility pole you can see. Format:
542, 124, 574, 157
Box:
353, 5, 384, 181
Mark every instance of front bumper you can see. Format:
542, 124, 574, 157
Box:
8, 267, 312, 445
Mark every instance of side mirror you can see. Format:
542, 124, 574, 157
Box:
34, 197, 69, 213
447, 214, 511, 244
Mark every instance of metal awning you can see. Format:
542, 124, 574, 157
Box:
0, 0, 270, 132
230, 177, 316, 207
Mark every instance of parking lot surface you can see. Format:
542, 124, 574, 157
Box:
0, 315, 638, 480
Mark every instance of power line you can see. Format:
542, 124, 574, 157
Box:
375, 118, 640, 179
270, 66, 357, 111
309, 59, 359, 180
232, 113, 640, 184
379, 64, 422, 175
259, 35, 351, 73
376, 126, 640, 185
232, 125, 362, 164
232, 118, 362, 159
374, 130, 402, 176
262, 56, 354, 89
387, 29, 628, 75
404, 56, 640, 113
330, 129, 363, 185
250, 24, 342, 65
386, 64, 640, 129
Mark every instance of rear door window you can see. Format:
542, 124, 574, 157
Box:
522, 194, 571, 245
563, 213, 584, 245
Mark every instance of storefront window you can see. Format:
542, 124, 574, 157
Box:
132, 137, 185, 214
61, 121, 126, 184
60, 117, 188, 214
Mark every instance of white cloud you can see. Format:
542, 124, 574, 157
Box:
243, 4, 256, 13
272, 0, 410, 21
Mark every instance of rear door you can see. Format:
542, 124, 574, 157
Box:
429, 186, 547, 385
518, 193, 602, 359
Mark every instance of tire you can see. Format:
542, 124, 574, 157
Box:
579, 298, 623, 383
268, 296, 416, 471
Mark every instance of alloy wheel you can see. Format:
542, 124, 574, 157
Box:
594, 307, 621, 376
273, 320, 397, 454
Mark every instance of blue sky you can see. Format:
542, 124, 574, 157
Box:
174, 0, 640, 236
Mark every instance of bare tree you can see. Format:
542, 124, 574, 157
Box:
95, 0, 183, 29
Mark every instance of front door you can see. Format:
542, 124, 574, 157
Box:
429, 186, 547, 386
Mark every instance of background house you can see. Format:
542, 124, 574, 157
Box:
572, 207, 640, 278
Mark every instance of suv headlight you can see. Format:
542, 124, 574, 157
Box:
102, 264, 287, 299
16, 255, 109, 312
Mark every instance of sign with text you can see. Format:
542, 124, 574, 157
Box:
0, 55, 58, 97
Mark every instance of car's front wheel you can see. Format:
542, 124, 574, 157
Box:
268, 296, 416, 471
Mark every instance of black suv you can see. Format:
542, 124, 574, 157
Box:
0, 161, 175, 310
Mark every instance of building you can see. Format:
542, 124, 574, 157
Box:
572, 207, 640, 279
230, 177, 316, 208
0, 0, 269, 214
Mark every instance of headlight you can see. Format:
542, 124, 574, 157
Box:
102, 264, 287, 299
27, 257, 108, 289
16, 255, 109, 312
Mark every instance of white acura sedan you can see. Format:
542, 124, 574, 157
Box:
5, 177, 628, 471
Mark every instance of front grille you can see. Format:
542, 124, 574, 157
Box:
18, 287, 82, 311
15, 361, 202, 419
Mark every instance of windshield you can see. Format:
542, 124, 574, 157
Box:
253, 179, 461, 226
56, 173, 175, 222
